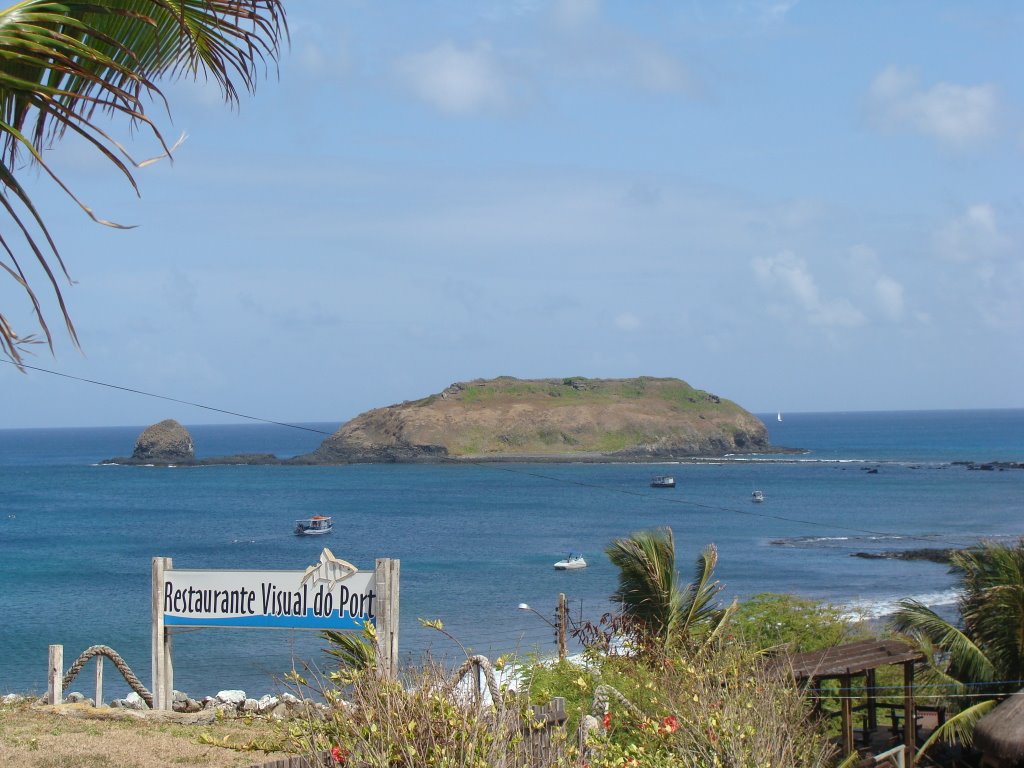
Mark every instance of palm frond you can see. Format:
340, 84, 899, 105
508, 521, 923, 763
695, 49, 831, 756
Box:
0, 0, 286, 363
890, 599, 996, 685
916, 698, 999, 756
679, 542, 726, 638
607, 527, 680, 648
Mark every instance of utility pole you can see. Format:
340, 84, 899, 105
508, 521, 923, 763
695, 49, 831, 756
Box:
557, 592, 568, 661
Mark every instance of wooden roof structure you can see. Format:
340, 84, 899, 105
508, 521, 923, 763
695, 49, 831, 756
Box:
776, 639, 926, 766
974, 690, 1024, 768
784, 639, 925, 682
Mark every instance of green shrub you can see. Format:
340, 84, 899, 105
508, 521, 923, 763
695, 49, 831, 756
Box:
730, 592, 867, 654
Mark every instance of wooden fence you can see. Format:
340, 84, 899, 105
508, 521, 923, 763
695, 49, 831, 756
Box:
245, 698, 568, 768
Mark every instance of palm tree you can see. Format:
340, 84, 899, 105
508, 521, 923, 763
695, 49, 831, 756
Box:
0, 0, 286, 364
606, 526, 734, 655
890, 539, 1024, 752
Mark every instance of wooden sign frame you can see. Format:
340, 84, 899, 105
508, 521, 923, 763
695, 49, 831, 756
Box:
151, 553, 399, 710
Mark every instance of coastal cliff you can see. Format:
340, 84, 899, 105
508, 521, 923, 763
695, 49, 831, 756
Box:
293, 376, 775, 464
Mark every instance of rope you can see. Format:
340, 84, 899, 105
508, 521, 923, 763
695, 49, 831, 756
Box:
52, 645, 153, 708
590, 683, 643, 720
446, 655, 504, 713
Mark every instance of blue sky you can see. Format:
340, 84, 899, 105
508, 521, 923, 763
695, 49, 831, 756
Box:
3, 1, 1022, 429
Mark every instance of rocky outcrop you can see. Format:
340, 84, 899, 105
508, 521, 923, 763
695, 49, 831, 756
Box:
292, 376, 784, 464
101, 419, 197, 465
100, 421, 279, 466
851, 548, 956, 564
131, 419, 194, 463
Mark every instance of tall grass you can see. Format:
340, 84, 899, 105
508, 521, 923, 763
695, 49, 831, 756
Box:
296, 658, 570, 768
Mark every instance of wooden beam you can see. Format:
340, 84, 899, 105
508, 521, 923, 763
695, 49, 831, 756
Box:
840, 673, 854, 757
47, 644, 63, 705
151, 557, 173, 710
374, 558, 400, 679
904, 660, 916, 768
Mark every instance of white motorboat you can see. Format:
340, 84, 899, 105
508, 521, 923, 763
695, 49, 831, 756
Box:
554, 553, 587, 570
650, 475, 676, 488
751, 490, 765, 503
295, 515, 333, 535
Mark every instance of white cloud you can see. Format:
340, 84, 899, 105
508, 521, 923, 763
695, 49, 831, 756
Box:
632, 48, 693, 94
552, 0, 600, 28
845, 245, 906, 322
397, 42, 509, 115
614, 311, 641, 331
760, 0, 800, 24
934, 203, 1008, 262
868, 67, 998, 147
296, 40, 350, 81
753, 250, 866, 328
873, 276, 905, 321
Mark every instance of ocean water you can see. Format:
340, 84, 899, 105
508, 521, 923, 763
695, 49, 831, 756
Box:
1, 411, 1022, 700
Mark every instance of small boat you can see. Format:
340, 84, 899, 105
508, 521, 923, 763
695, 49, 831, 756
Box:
294, 515, 333, 536
650, 475, 676, 488
751, 490, 765, 503
777, 412, 783, 422
554, 553, 587, 570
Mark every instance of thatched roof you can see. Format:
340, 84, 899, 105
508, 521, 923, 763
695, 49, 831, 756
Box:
975, 691, 1024, 764
778, 639, 924, 681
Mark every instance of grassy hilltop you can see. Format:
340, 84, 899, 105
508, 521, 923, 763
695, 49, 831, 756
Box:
300, 376, 774, 463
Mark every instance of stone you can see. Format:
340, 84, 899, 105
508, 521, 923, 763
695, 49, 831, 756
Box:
214, 689, 247, 709
241, 698, 259, 713
132, 419, 195, 463
124, 692, 148, 710
256, 695, 279, 714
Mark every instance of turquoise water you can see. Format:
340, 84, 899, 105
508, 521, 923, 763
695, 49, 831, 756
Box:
1, 411, 1022, 699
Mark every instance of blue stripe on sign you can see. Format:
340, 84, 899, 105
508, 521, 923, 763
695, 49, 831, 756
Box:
164, 611, 375, 630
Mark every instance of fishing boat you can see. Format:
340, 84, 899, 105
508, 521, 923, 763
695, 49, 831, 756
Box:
650, 475, 676, 488
751, 490, 765, 503
554, 553, 587, 570
294, 515, 333, 536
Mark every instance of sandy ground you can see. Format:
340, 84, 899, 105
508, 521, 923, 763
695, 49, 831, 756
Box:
0, 701, 302, 768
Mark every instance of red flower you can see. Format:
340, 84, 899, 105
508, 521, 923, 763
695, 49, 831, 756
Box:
331, 746, 347, 764
660, 715, 680, 734
603, 711, 612, 729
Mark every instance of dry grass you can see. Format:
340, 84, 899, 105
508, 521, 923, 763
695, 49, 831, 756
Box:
0, 701, 299, 768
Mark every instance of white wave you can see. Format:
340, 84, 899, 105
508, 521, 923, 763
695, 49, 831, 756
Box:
838, 589, 961, 621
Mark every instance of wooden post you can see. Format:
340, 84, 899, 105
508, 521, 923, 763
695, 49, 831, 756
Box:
839, 673, 854, 757
557, 593, 567, 662
152, 557, 173, 710
374, 558, 400, 679
903, 660, 916, 768
866, 668, 877, 731
47, 644, 63, 705
95, 655, 103, 708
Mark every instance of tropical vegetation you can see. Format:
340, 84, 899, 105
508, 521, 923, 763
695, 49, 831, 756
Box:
0, 0, 286, 364
605, 526, 734, 655
304, 527, 845, 767
890, 538, 1024, 752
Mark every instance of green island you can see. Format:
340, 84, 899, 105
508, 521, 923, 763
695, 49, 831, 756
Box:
102, 376, 799, 466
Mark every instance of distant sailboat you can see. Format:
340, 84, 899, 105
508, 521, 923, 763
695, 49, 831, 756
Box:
777, 412, 783, 423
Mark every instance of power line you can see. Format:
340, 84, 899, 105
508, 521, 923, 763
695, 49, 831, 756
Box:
1, 359, 333, 435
